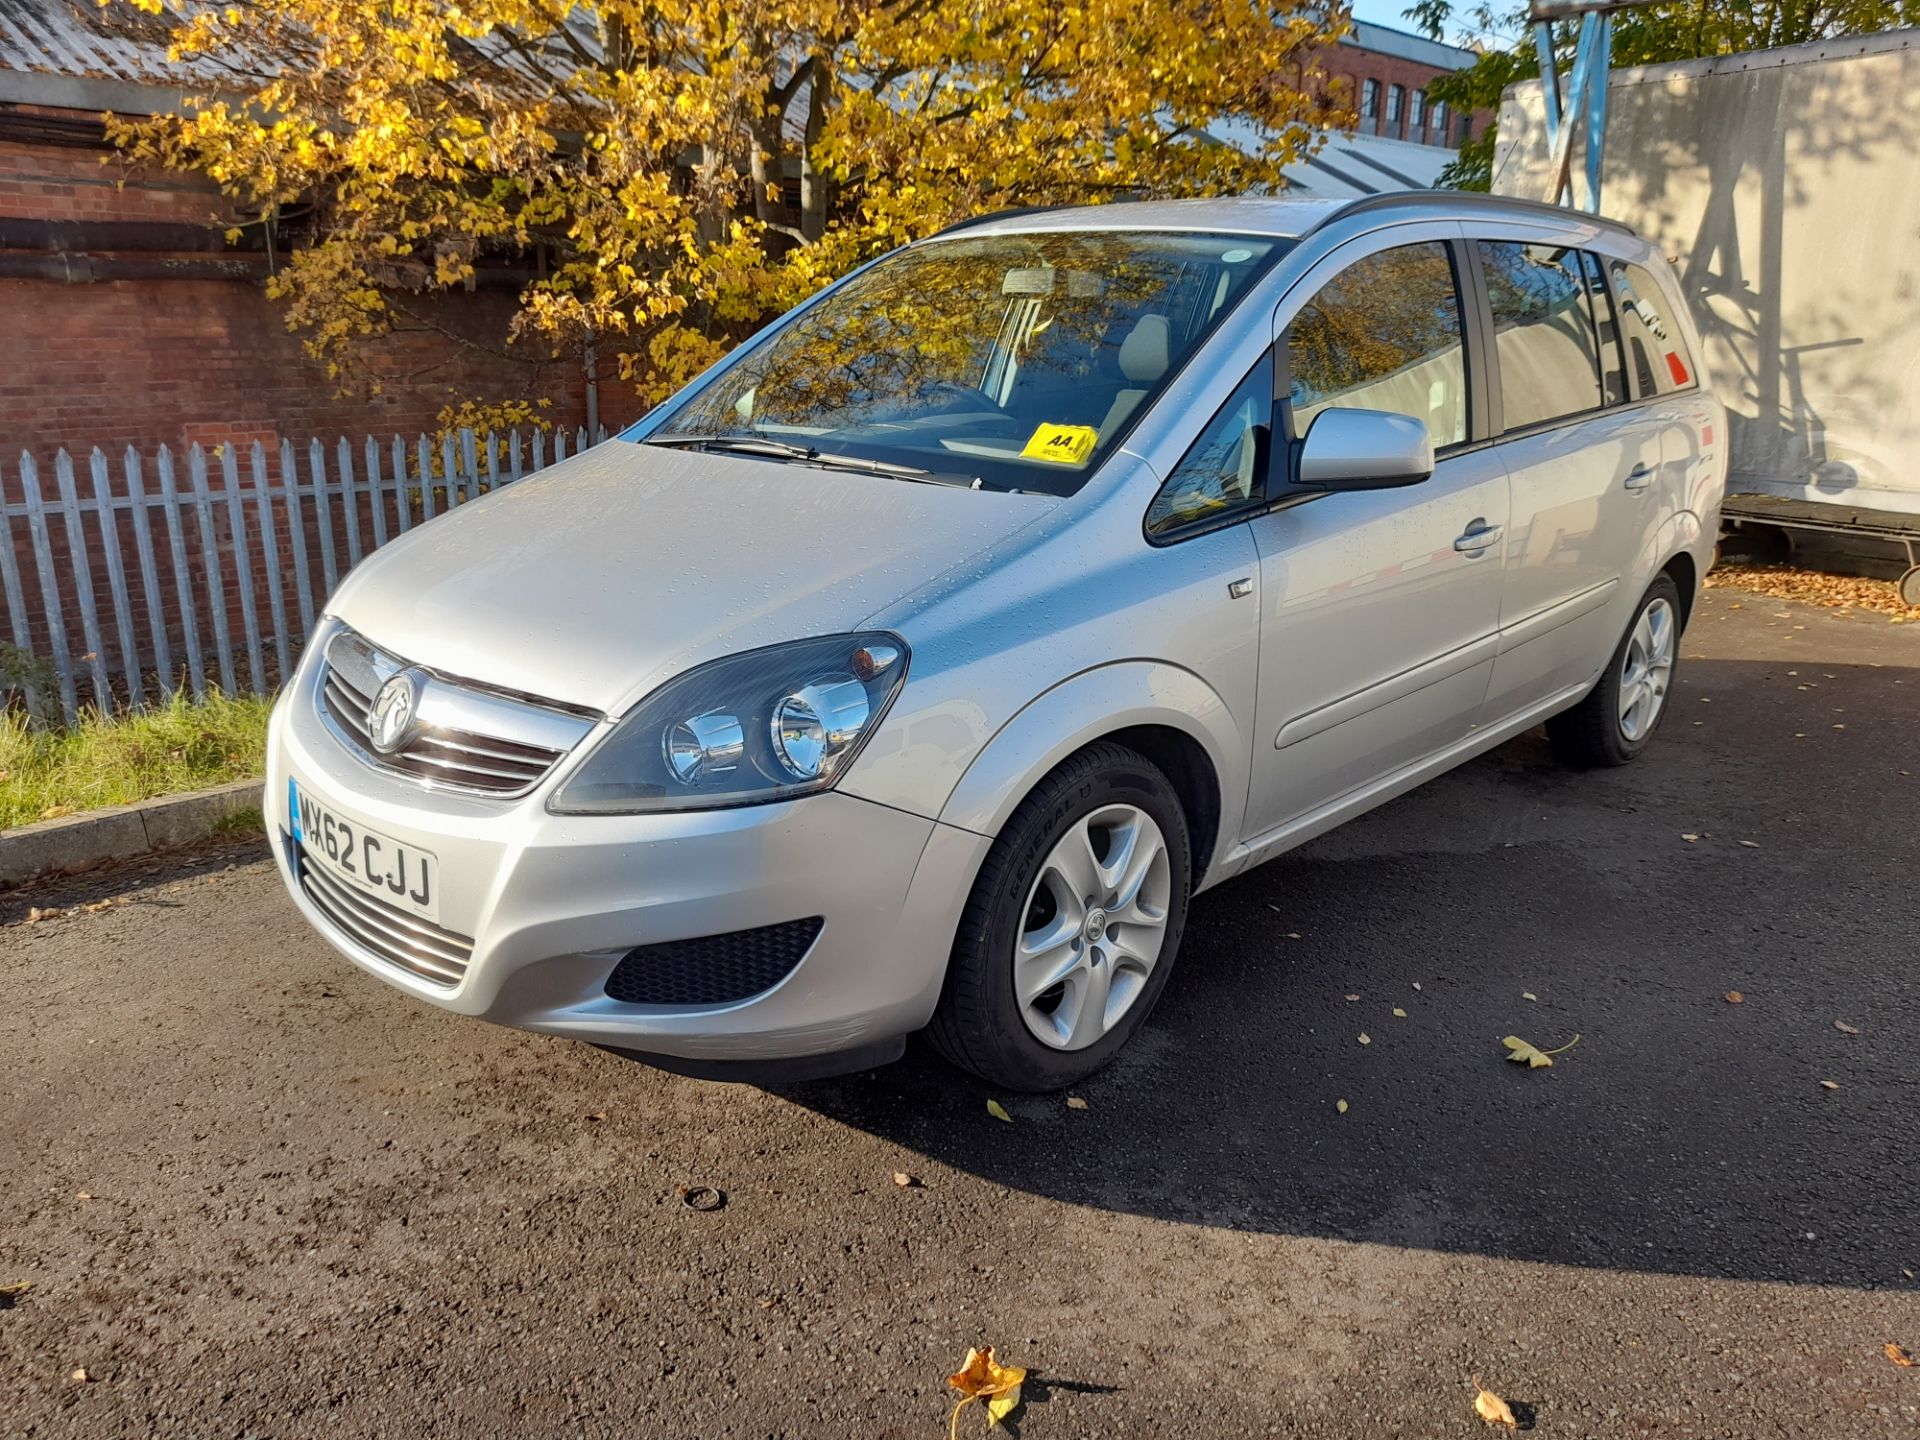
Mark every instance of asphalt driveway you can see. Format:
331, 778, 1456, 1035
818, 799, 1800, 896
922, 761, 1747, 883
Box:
3, 585, 1917, 1437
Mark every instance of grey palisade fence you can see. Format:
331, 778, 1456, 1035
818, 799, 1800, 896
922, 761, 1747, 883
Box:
1, 425, 607, 725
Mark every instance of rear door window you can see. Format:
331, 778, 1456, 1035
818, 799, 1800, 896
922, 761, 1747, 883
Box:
1607, 260, 1697, 398
1477, 240, 1604, 431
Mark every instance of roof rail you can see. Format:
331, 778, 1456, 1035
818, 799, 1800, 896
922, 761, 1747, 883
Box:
1320, 189, 1638, 236
929, 205, 1063, 238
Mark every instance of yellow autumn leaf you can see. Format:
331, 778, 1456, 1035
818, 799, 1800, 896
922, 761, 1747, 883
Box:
1503, 1033, 1580, 1068
1473, 1383, 1519, 1429
985, 1099, 1012, 1124
948, 1346, 1026, 1437
1886, 1342, 1915, 1367
1335, 1098, 1349, 1114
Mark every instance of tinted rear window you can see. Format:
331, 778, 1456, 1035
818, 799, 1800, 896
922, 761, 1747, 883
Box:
1608, 260, 1697, 398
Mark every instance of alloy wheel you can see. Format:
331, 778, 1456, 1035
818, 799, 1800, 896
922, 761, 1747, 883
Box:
1618, 596, 1676, 741
1014, 804, 1172, 1051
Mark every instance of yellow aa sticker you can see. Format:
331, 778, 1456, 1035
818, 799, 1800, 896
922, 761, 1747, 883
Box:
1020, 423, 1100, 465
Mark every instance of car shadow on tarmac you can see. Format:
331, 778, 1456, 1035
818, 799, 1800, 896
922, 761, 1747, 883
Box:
776, 657, 1919, 1292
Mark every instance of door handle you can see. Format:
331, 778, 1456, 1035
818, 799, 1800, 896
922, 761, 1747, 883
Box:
1454, 523, 1502, 554
1623, 463, 1655, 491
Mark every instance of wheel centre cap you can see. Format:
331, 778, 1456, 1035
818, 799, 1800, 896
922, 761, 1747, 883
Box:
1083, 908, 1108, 942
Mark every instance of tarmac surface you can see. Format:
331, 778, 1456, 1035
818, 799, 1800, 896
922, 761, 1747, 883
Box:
4, 584, 1917, 1437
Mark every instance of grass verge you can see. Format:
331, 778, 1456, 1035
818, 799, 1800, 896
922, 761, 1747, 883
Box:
0, 692, 271, 831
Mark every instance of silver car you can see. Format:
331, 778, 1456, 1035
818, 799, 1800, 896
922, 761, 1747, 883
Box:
266, 192, 1725, 1091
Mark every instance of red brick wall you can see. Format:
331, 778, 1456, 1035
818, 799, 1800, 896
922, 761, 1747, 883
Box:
0, 131, 647, 465
1322, 49, 1492, 148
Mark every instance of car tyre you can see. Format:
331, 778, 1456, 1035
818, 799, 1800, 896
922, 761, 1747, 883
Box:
1547, 572, 1684, 768
927, 741, 1192, 1092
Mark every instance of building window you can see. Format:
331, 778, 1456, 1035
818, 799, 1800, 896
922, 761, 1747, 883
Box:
1409, 89, 1426, 137
1386, 84, 1405, 135
1361, 78, 1381, 126
1430, 100, 1449, 146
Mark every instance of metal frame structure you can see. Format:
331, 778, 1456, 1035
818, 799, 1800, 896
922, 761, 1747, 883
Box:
1528, 0, 1654, 213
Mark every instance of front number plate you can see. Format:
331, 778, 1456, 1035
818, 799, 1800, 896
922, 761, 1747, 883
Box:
290, 780, 440, 923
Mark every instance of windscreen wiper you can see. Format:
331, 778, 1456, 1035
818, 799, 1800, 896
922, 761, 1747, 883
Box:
645, 433, 818, 462
645, 432, 986, 489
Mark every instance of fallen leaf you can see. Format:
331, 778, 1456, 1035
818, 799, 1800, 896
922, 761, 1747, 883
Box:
1357, 1033, 1371, 1045
583, 1111, 606, 1122
1887, 1342, 1916, 1368
1503, 1033, 1580, 1069
1392, 1007, 1407, 1018
1522, 992, 1538, 1002
75, 1191, 93, 1202
39, 804, 75, 820
1739, 840, 1760, 848
1702, 558, 1907, 613
1473, 1382, 1519, 1429
985, 1099, 1012, 1124
1335, 1099, 1348, 1114
1344, 993, 1360, 1002
0, 1282, 31, 1307
1834, 1020, 1860, 1035
1064, 1096, 1088, 1111
1820, 1079, 1840, 1091
892, 1171, 919, 1188
1681, 833, 1700, 843
1412, 982, 1422, 991
1286, 932, 1302, 939
948, 1346, 1025, 1436
70, 1368, 90, 1383
1725, 991, 1744, 1004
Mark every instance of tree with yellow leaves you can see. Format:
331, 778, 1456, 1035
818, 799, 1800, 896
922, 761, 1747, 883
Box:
113, 0, 1351, 404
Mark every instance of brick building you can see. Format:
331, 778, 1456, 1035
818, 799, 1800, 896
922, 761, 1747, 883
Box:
1258, 21, 1490, 201
0, 0, 620, 467
1333, 21, 1487, 149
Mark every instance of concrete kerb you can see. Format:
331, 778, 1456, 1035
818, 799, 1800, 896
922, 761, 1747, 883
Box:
0, 780, 264, 888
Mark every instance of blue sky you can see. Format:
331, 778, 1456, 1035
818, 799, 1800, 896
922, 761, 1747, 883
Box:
1349, 0, 1420, 30
1347, 0, 1495, 48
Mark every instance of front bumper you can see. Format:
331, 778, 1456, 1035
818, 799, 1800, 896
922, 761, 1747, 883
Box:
265, 639, 990, 1066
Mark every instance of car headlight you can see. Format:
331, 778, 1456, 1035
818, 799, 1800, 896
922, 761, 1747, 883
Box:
549, 633, 909, 814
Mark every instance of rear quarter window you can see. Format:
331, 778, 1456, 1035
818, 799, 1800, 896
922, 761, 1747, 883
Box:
1607, 260, 1697, 398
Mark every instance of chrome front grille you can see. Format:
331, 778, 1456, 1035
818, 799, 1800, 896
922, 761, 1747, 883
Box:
316, 627, 595, 797
293, 840, 474, 987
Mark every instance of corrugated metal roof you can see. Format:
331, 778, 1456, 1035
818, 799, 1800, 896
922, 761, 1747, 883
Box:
0, 0, 594, 108
0, 0, 248, 88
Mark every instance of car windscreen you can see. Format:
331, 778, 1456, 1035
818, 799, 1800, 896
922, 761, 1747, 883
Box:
645, 230, 1288, 495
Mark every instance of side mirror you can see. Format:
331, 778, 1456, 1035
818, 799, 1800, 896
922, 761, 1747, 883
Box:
1292, 408, 1434, 491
